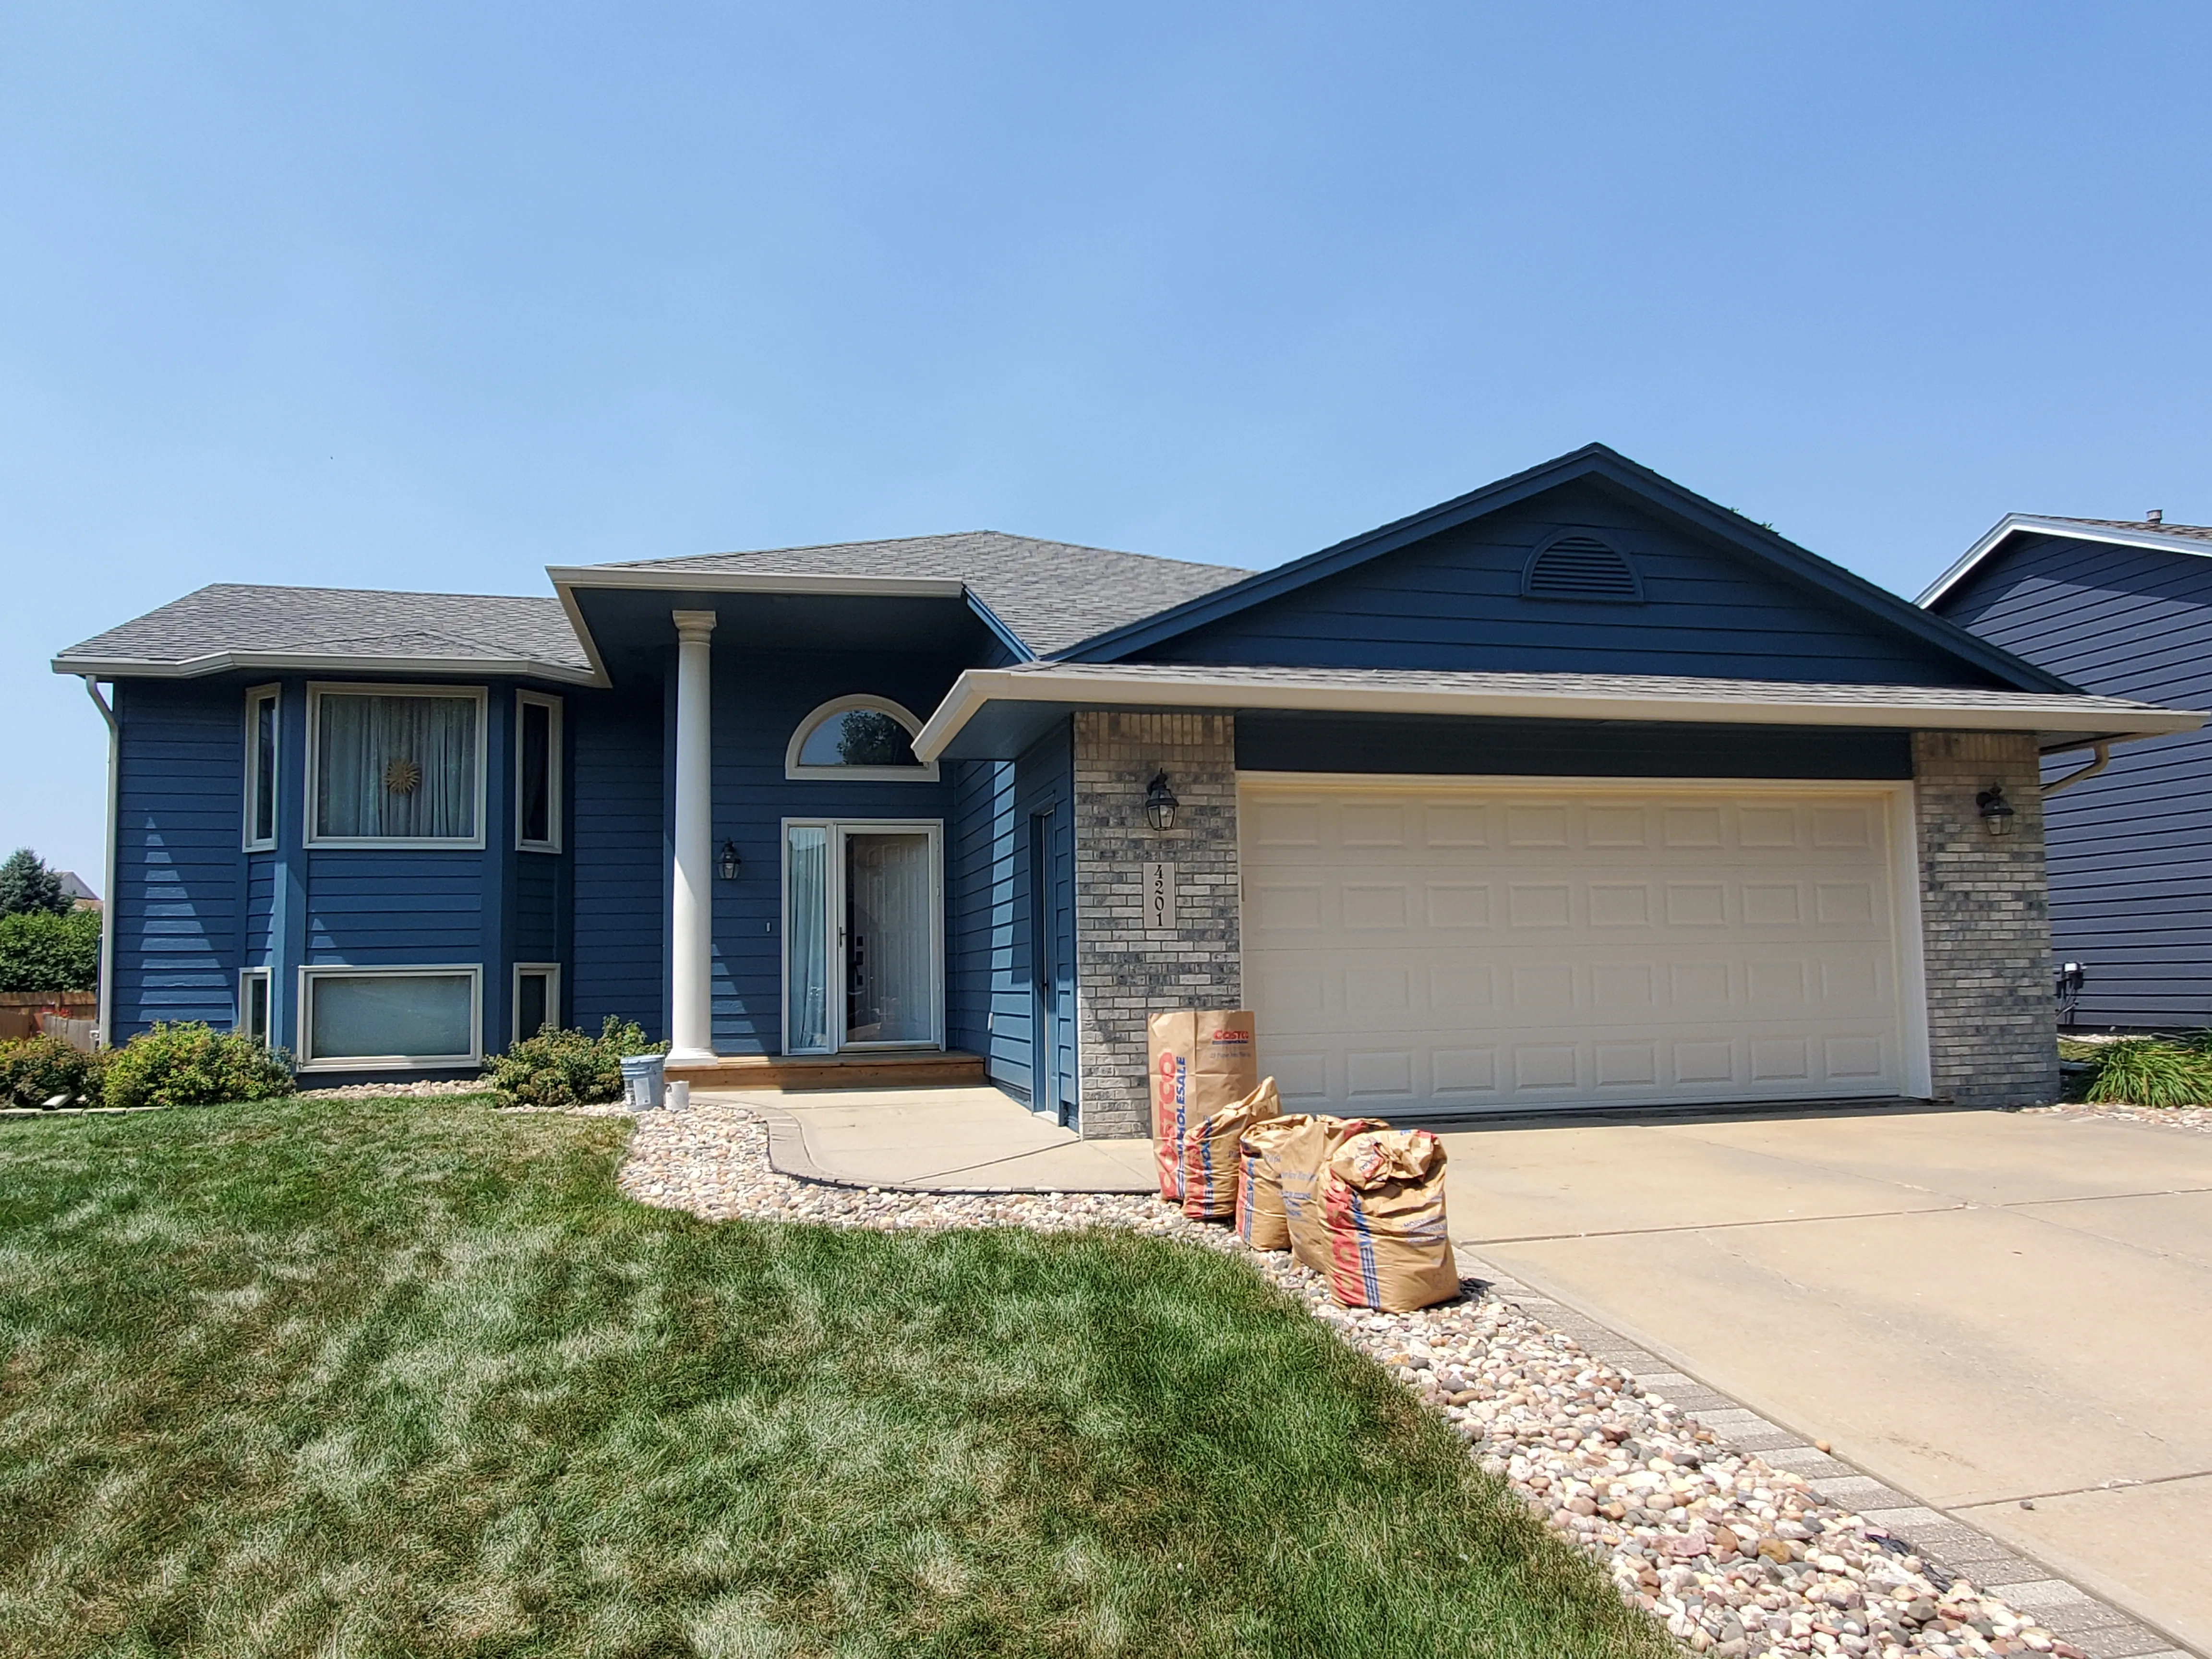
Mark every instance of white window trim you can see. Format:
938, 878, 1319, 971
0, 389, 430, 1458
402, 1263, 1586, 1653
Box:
242, 684, 280, 852
304, 682, 490, 850
297, 963, 484, 1071
515, 691, 564, 853
781, 817, 946, 1055
785, 695, 940, 782
238, 966, 271, 1045
512, 962, 562, 1044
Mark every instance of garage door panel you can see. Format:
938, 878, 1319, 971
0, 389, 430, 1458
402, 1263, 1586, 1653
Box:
1244, 785, 1909, 1114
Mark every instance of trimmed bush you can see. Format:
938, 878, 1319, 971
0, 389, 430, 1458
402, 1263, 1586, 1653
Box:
2081, 1036, 2212, 1108
0, 909, 100, 993
481, 1016, 662, 1108
102, 1023, 296, 1110
0, 1036, 108, 1109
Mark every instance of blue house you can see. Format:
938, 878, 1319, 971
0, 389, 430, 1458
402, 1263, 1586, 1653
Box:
1923, 512, 2212, 1029
55, 446, 2196, 1130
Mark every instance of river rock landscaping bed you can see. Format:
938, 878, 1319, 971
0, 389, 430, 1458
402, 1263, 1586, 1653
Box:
605, 1098, 2081, 1659
2033, 1101, 2212, 1135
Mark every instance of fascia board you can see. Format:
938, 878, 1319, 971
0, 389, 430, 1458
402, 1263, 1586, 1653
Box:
912, 666, 2203, 763
962, 590, 1034, 662
48, 650, 601, 686
547, 566, 966, 599
1918, 516, 2212, 607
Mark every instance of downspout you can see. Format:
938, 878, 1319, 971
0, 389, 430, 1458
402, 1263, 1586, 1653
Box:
80, 676, 118, 1049
2042, 741, 2111, 797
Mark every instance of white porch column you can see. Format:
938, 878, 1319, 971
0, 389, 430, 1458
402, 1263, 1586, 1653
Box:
669, 608, 718, 1063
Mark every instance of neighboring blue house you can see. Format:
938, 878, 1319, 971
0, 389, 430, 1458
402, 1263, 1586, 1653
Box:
1922, 512, 2212, 1030
55, 445, 2196, 1131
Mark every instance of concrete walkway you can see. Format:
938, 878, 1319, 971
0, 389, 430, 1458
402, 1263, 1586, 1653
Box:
713, 1084, 1157, 1192
1443, 1107, 2212, 1657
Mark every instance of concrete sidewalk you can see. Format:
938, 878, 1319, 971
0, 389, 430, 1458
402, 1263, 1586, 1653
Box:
708, 1084, 1157, 1192
1444, 1107, 2212, 1657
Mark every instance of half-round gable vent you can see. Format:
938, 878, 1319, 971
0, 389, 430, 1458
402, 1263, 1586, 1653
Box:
1522, 532, 1643, 602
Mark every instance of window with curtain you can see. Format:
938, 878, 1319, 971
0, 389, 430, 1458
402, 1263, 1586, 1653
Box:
786, 825, 832, 1053
312, 690, 482, 843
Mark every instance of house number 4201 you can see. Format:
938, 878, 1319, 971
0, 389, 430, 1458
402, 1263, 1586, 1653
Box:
1142, 861, 1177, 934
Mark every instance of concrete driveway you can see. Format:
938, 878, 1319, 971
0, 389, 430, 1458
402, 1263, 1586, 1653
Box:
1441, 1106, 2212, 1656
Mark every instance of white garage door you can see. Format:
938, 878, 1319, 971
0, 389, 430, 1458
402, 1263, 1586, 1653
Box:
1242, 783, 1915, 1115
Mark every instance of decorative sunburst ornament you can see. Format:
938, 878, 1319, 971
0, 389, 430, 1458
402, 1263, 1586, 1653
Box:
383, 757, 422, 795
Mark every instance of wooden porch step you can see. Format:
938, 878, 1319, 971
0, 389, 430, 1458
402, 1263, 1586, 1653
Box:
663, 1050, 988, 1092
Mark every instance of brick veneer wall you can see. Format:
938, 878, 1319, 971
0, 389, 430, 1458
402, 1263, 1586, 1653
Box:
1912, 731, 2059, 1107
1071, 712, 1241, 1138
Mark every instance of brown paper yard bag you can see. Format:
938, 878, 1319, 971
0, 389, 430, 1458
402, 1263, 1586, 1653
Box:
1234, 1112, 1315, 1249
1273, 1113, 1390, 1272
1319, 1129, 1460, 1312
1180, 1077, 1280, 1221
1147, 1010, 1258, 1202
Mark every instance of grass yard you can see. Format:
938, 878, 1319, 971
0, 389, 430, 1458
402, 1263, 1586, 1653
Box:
0, 1099, 1670, 1659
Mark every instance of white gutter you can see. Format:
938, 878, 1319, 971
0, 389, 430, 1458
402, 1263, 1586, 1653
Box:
80, 676, 117, 1051
913, 665, 2203, 762
546, 567, 967, 598
52, 650, 601, 685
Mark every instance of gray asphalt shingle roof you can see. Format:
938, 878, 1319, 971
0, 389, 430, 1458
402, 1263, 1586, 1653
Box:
53, 584, 594, 679
2045, 516, 2212, 545
603, 531, 1251, 656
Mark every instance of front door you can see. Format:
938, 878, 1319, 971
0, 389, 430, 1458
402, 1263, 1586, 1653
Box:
784, 820, 944, 1055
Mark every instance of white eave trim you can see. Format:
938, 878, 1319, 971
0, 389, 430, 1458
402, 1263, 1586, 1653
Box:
547, 566, 966, 599
912, 666, 2204, 761
1918, 514, 2212, 607
50, 650, 600, 685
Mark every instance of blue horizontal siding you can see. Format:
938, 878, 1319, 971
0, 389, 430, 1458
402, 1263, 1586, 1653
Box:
570, 689, 664, 1037
111, 683, 244, 1036
1937, 531, 2212, 1025
516, 854, 559, 962
948, 759, 1017, 1083
1137, 480, 1987, 685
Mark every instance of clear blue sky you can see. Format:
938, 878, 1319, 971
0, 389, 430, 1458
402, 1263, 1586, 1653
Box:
6, 3, 2208, 881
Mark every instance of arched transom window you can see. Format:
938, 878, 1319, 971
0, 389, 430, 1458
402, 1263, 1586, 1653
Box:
786, 696, 939, 781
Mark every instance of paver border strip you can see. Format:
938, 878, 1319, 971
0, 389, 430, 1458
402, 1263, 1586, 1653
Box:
1457, 1248, 2200, 1659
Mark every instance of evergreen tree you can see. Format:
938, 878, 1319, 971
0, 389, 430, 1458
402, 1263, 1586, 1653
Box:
0, 849, 70, 917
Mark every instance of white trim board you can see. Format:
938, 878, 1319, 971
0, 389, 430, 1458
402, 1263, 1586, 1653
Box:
914, 665, 2201, 762
1919, 513, 2212, 607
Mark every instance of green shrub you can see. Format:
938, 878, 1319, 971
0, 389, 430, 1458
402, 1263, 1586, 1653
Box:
0, 909, 100, 993
481, 1016, 662, 1108
102, 1023, 296, 1110
0, 1036, 108, 1108
2082, 1037, 2212, 1108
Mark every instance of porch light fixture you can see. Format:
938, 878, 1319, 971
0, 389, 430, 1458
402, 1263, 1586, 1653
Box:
1976, 785, 2015, 837
1143, 771, 1179, 833
717, 839, 741, 880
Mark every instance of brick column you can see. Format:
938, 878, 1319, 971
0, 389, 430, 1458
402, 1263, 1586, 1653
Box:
1912, 731, 2058, 1107
1071, 712, 1240, 1138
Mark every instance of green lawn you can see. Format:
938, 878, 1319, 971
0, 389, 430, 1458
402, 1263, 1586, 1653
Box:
0, 1099, 1670, 1659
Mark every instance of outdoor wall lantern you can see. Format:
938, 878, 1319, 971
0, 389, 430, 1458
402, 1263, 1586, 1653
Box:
1976, 785, 2016, 837
717, 839, 742, 880
1143, 771, 1179, 833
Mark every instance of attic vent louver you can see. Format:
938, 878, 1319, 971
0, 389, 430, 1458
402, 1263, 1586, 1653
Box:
1522, 532, 1643, 602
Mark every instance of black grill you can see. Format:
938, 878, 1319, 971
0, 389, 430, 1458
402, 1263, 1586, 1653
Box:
1525, 534, 1641, 600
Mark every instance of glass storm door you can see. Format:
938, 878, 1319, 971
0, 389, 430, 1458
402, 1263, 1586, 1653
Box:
784, 821, 942, 1055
